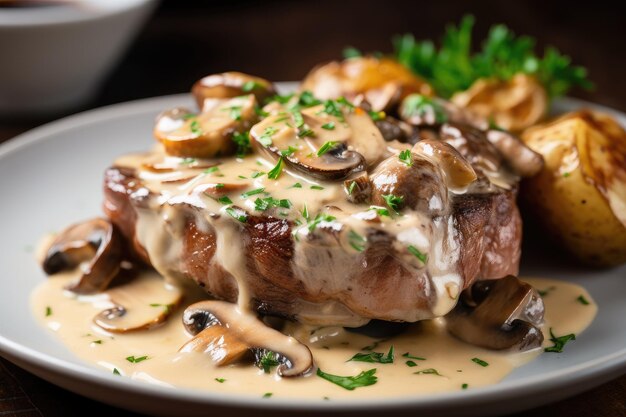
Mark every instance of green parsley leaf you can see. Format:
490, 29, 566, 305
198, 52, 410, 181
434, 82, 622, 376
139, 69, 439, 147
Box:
242, 80, 262, 92
316, 368, 378, 391
368, 110, 386, 121
296, 91, 322, 108
347, 181, 357, 195
267, 157, 283, 180
321, 122, 335, 130
406, 360, 418, 367
113, 368, 121, 375
92, 340, 103, 345
180, 157, 196, 166
471, 357, 489, 367
263, 392, 273, 398
462, 383, 469, 389
203, 166, 220, 174
348, 230, 366, 252
149, 303, 174, 313
190, 119, 202, 136
232, 131, 251, 157
301, 204, 310, 221
369, 205, 391, 217
258, 126, 278, 147
182, 113, 196, 120
402, 352, 426, 360
258, 351, 280, 373
343, 46, 362, 59
254, 105, 269, 117
401, 94, 448, 123
317, 141, 339, 157
413, 368, 443, 376
45, 306, 52, 317
408, 245, 428, 264
310, 185, 325, 190
307, 213, 336, 232
382, 194, 404, 213
126, 355, 149, 364
348, 346, 394, 364
544, 328, 576, 353
222, 105, 242, 121
251, 171, 265, 178
217, 196, 232, 204
225, 206, 248, 223
290, 182, 303, 189
254, 197, 292, 211
215, 377, 226, 383
241, 187, 266, 198
399, 149, 413, 167
281, 146, 298, 157
577, 295, 590, 305
538, 286, 556, 297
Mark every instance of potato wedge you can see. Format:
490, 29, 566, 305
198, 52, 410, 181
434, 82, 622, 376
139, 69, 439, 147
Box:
521, 110, 626, 267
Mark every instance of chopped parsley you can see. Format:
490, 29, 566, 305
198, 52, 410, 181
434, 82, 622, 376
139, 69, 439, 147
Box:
242, 80, 262, 92
45, 306, 52, 317
405, 360, 418, 367
368, 110, 386, 121
321, 122, 335, 130
281, 146, 298, 157
263, 392, 273, 398
316, 368, 378, 391
251, 171, 265, 178
267, 157, 284, 180
241, 187, 266, 198
215, 377, 226, 383
563, 172, 571, 178
225, 206, 248, 223
369, 206, 391, 217
538, 286, 556, 297
401, 94, 448, 123
413, 368, 443, 376
307, 213, 336, 232
149, 303, 174, 313
254, 105, 269, 117
222, 105, 242, 121
348, 181, 357, 195
113, 368, 121, 375
462, 383, 469, 390
348, 230, 366, 252
232, 131, 251, 157
544, 328, 576, 353
471, 357, 489, 367
343, 46, 362, 59
182, 113, 196, 120
382, 194, 404, 213
296, 91, 322, 108
190, 119, 202, 135
290, 182, 303, 189
92, 340, 103, 345
258, 126, 278, 147
577, 295, 590, 305
408, 245, 428, 264
258, 351, 280, 373
180, 157, 196, 165
310, 185, 325, 190
301, 204, 310, 221
402, 352, 426, 361
399, 149, 413, 167
317, 141, 339, 157
126, 355, 149, 364
348, 346, 394, 364
203, 166, 220, 174
254, 197, 292, 211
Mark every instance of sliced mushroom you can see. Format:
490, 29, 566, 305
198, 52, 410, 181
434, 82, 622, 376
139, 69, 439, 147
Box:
486, 129, 544, 177
344, 171, 371, 203
446, 275, 545, 351
375, 116, 414, 142
42, 218, 123, 294
412, 140, 477, 191
300, 57, 433, 112
249, 104, 386, 180
192, 72, 276, 112
370, 153, 449, 216
179, 301, 314, 377
439, 122, 504, 177
94, 270, 183, 333
154, 96, 257, 158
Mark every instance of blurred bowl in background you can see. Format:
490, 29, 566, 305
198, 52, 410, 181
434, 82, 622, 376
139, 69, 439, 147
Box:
0, 0, 158, 117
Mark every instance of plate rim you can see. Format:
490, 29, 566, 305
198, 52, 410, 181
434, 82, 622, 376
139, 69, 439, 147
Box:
1, 91, 625, 413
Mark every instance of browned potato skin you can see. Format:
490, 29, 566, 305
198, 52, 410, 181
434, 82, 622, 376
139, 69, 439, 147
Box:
300, 57, 433, 111
521, 111, 626, 267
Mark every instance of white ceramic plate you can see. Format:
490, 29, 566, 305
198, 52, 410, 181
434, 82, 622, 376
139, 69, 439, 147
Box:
0, 90, 624, 417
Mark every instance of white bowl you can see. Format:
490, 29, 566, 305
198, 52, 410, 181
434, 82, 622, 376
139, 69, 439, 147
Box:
0, 0, 158, 116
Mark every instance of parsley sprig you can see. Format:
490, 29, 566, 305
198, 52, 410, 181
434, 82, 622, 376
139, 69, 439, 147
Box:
544, 328, 576, 353
394, 15, 592, 98
316, 368, 378, 390
348, 346, 394, 364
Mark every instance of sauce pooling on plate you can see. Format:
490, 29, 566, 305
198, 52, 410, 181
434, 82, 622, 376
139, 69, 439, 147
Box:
31, 270, 596, 399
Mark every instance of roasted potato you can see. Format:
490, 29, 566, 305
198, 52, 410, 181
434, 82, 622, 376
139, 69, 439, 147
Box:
300, 56, 433, 112
452, 74, 548, 133
521, 110, 626, 267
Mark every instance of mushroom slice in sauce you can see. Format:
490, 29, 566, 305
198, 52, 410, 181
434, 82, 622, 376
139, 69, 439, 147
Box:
179, 301, 314, 377
192, 72, 276, 112
154, 96, 257, 159
249, 103, 386, 180
485, 129, 544, 177
446, 275, 545, 351
94, 271, 183, 333
412, 139, 478, 191
344, 171, 371, 203
370, 153, 449, 216
42, 218, 123, 294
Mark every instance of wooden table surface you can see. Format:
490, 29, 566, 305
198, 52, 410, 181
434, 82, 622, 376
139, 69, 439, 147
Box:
0, 1, 624, 416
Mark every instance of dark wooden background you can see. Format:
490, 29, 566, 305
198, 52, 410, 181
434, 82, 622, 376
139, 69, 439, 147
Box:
1, 1, 625, 416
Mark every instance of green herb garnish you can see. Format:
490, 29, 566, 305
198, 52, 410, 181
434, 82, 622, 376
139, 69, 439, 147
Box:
471, 357, 489, 367
321, 122, 336, 130
408, 245, 428, 264
538, 286, 556, 297
126, 355, 149, 364
394, 15, 592, 98
267, 157, 284, 180
215, 377, 226, 383
316, 368, 378, 391
45, 306, 52, 317
203, 166, 220, 174
251, 171, 265, 178
348, 230, 366, 252
258, 351, 280, 373
343, 46, 362, 59
222, 105, 242, 121
577, 295, 590, 305
113, 368, 121, 375
413, 368, 442, 376
399, 149, 413, 167
180, 157, 196, 165
307, 213, 336, 232
369, 206, 391, 217
405, 360, 418, 367
263, 392, 273, 398
310, 185, 325, 190
402, 94, 448, 123
544, 328, 576, 353
92, 340, 103, 345
382, 194, 404, 213
317, 141, 339, 157
290, 182, 303, 189
254, 197, 292, 211
242, 80, 262, 92
190, 120, 202, 135
225, 206, 248, 223
232, 131, 251, 157
258, 126, 278, 147
402, 352, 426, 360
348, 346, 394, 364
368, 110, 386, 121
281, 146, 298, 157
241, 187, 266, 198
217, 196, 233, 204
462, 383, 468, 389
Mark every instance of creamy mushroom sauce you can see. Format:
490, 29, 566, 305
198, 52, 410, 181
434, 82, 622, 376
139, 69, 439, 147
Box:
31, 271, 596, 398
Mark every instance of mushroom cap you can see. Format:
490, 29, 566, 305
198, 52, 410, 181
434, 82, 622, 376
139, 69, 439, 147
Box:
446, 275, 545, 351
412, 139, 478, 191
486, 129, 544, 177
192, 72, 276, 112
42, 218, 123, 294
